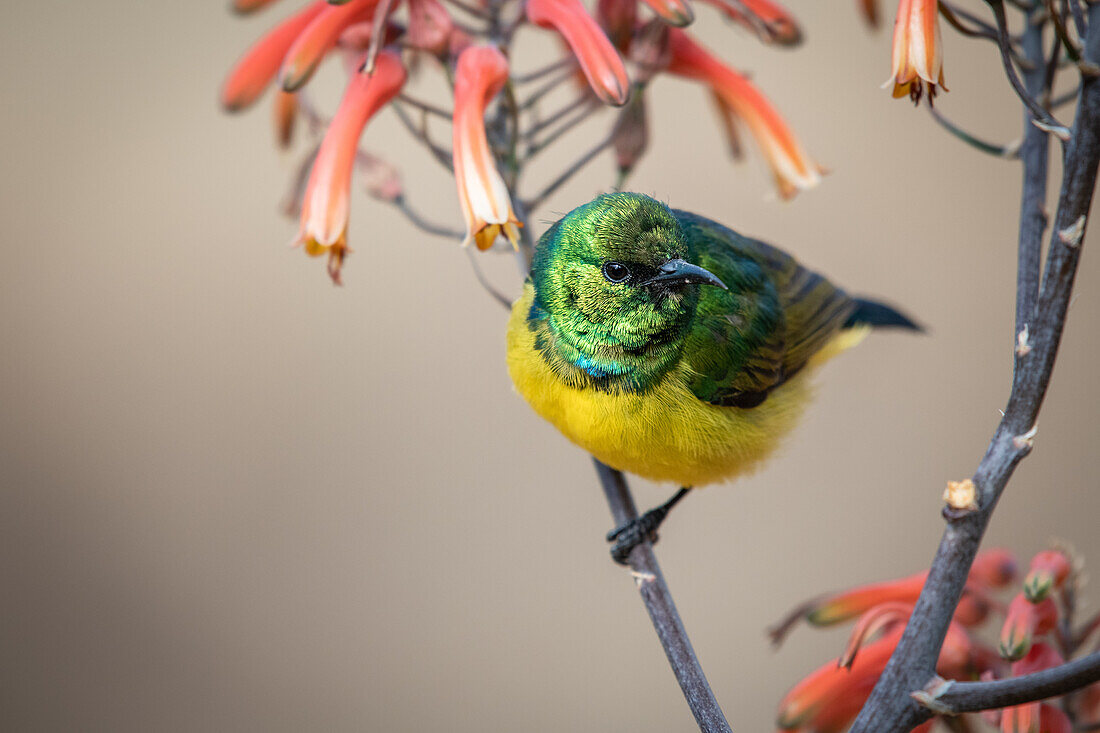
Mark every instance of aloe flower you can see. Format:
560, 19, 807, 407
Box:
296, 51, 407, 282
452, 46, 522, 251
666, 28, 821, 198
406, 0, 455, 56
280, 0, 380, 91
526, 0, 630, 106
695, 0, 801, 45
233, 0, 285, 14
640, 0, 695, 27
1023, 549, 1071, 602
999, 594, 1058, 661
220, 2, 327, 111
887, 0, 946, 103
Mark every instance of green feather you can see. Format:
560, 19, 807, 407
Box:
526, 193, 867, 407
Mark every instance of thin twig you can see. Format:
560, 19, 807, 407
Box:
524, 101, 601, 157
524, 134, 614, 210
397, 94, 453, 120
593, 460, 733, 733
525, 96, 593, 138
465, 247, 512, 309
985, 0, 1073, 138
928, 105, 1022, 157
520, 68, 578, 110
389, 194, 465, 239
912, 651, 1100, 714
850, 6, 1100, 731
391, 103, 454, 171
512, 57, 576, 84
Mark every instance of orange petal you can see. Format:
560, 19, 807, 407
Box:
666, 29, 820, 198
526, 0, 630, 105
233, 0, 284, 12
452, 46, 522, 250
695, 0, 801, 45
1023, 550, 1071, 602
297, 51, 407, 281
640, 0, 695, 27
407, 0, 455, 55
220, 1, 328, 111
280, 0, 381, 92
999, 595, 1059, 661
273, 90, 298, 148
971, 548, 1019, 588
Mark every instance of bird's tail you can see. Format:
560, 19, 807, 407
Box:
844, 297, 923, 332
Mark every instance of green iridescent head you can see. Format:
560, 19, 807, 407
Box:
527, 192, 726, 390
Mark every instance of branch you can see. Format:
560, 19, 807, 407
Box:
524, 134, 614, 210
985, 0, 1072, 139
592, 460, 733, 733
928, 105, 1022, 158
849, 5, 1100, 731
911, 651, 1100, 714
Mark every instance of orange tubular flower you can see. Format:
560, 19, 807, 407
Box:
233, 0, 284, 14
526, 0, 630, 106
406, 0, 455, 56
971, 548, 1019, 588
1001, 645, 1068, 733
696, 0, 801, 46
296, 51, 407, 282
666, 29, 821, 199
777, 548, 1016, 633
280, 0, 381, 92
640, 0, 695, 27
859, 0, 880, 27
220, 1, 327, 111
887, 0, 946, 103
1023, 550, 1071, 602
777, 630, 904, 731
452, 46, 522, 251
596, 0, 638, 52
274, 90, 298, 148
999, 595, 1058, 661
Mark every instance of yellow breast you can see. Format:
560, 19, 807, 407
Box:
506, 284, 864, 487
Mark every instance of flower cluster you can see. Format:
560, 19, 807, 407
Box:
773, 547, 1100, 732
220, 0, 947, 282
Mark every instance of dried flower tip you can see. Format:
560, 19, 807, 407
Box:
943, 479, 978, 512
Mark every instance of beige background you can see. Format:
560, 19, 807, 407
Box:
2, 2, 1098, 731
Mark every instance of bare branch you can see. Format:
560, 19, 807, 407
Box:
985, 0, 1072, 138
911, 651, 1100, 714
592, 460, 733, 733
391, 103, 454, 172
928, 105, 1022, 157
524, 134, 614, 210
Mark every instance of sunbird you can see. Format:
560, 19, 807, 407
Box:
506, 193, 919, 562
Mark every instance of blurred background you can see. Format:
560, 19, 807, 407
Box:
1, 2, 1098, 731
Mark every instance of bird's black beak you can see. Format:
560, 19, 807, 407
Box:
641, 259, 728, 290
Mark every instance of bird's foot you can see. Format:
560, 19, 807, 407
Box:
606, 506, 670, 565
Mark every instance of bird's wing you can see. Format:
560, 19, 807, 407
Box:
674, 210, 856, 408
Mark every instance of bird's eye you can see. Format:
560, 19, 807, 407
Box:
602, 261, 630, 283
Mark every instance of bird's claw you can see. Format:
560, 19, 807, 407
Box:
606, 507, 668, 565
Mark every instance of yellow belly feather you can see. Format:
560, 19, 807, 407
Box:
506, 285, 866, 487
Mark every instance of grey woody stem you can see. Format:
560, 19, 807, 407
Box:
913, 649, 1100, 714
593, 460, 734, 733
850, 6, 1100, 731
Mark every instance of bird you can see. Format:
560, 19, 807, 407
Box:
506, 192, 919, 562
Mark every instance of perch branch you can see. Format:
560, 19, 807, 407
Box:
592, 460, 733, 733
